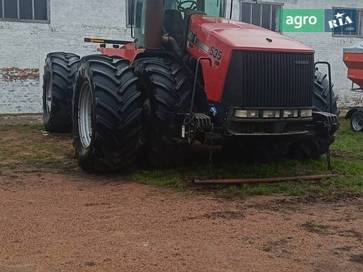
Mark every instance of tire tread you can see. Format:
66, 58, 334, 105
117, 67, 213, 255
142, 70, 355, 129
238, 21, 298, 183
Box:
73, 55, 145, 172
43, 52, 80, 133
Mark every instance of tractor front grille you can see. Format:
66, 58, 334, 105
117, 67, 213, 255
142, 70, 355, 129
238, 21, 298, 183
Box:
222, 50, 314, 108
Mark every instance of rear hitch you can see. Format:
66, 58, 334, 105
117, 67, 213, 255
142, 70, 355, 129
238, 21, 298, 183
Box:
180, 56, 213, 143
181, 113, 213, 143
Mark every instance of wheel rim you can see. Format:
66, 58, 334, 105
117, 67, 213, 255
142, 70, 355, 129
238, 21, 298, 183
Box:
45, 72, 52, 115
352, 114, 363, 131
78, 82, 93, 148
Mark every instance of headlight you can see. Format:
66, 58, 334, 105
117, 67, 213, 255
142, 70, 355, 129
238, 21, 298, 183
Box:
234, 110, 247, 118
234, 110, 259, 118
283, 110, 299, 118
263, 110, 280, 118
300, 109, 313, 118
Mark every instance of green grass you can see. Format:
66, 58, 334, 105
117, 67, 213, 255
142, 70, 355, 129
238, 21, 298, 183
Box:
133, 119, 363, 199
0, 123, 76, 171
0, 118, 362, 199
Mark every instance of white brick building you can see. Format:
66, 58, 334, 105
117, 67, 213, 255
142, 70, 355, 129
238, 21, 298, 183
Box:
0, 0, 129, 113
0, 0, 362, 113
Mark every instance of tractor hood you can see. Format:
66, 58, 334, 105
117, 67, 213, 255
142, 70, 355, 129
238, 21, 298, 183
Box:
192, 16, 314, 53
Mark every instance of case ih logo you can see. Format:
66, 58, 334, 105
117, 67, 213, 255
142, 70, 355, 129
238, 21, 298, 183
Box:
328, 12, 353, 29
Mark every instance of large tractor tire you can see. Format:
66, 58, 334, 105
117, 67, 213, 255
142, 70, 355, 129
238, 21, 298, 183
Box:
133, 56, 192, 167
43, 52, 80, 133
313, 70, 338, 115
289, 70, 339, 160
73, 55, 145, 173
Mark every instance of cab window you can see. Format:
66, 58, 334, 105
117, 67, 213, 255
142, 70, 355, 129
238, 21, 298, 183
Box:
205, 0, 225, 17
134, 0, 145, 46
165, 0, 177, 9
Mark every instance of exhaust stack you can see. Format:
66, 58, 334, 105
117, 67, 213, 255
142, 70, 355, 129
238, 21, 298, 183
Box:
144, 0, 164, 49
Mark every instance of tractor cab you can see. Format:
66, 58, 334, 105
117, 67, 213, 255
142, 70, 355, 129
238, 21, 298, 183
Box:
131, 0, 225, 48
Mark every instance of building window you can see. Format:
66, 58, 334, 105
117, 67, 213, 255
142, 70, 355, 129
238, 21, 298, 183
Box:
239, 0, 283, 32
0, 0, 49, 23
332, 7, 363, 37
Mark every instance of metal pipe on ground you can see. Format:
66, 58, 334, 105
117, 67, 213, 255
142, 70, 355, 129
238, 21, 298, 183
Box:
144, 0, 164, 49
193, 174, 339, 185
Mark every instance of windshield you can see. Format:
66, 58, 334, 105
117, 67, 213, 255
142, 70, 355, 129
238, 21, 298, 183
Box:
167, 0, 225, 17
204, 0, 225, 17
132, 0, 225, 47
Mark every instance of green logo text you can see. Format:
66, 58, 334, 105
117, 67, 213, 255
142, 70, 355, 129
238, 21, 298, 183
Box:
281, 9, 325, 32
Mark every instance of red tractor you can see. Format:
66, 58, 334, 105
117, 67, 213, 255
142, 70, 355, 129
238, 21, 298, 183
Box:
42, 0, 338, 172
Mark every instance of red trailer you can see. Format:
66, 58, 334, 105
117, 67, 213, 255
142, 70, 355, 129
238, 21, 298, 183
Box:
344, 42, 363, 132
344, 42, 363, 90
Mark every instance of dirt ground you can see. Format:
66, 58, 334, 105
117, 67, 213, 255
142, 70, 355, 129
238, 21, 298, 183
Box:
0, 115, 362, 272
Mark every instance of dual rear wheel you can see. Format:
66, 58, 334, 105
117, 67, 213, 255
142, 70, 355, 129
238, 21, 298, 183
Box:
44, 53, 188, 172
133, 56, 193, 167
72, 55, 192, 172
72, 55, 145, 172
42, 52, 80, 133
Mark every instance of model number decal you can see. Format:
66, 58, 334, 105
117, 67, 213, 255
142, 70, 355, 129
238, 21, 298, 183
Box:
209, 47, 222, 61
